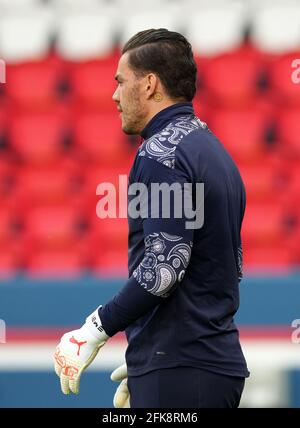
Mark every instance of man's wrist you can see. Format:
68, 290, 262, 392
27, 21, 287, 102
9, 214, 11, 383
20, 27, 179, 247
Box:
84, 307, 110, 343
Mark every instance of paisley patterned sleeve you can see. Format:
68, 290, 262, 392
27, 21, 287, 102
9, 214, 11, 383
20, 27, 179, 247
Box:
133, 232, 193, 297
99, 153, 195, 336
130, 154, 195, 297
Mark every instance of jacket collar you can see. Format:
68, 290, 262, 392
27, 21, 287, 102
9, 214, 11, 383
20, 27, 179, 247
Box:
141, 102, 194, 140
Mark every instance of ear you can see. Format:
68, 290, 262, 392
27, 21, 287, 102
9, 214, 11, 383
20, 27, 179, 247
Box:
145, 73, 157, 100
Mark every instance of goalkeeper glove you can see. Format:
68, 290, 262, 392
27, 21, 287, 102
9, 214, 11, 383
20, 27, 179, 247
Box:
54, 308, 109, 395
111, 363, 130, 408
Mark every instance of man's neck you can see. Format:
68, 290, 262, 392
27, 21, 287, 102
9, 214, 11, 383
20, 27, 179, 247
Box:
144, 99, 178, 129
140, 101, 194, 140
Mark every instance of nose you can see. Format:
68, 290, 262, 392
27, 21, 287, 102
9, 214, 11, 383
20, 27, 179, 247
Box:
112, 87, 119, 103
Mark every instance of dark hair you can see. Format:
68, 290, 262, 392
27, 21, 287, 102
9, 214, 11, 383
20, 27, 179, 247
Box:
122, 28, 197, 102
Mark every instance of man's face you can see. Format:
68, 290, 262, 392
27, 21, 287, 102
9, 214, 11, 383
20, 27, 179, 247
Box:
112, 53, 148, 135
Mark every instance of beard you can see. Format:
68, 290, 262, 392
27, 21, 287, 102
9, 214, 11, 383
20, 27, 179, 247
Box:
121, 85, 147, 135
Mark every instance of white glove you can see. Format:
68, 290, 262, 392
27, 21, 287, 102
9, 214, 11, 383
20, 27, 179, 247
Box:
54, 308, 109, 395
111, 363, 130, 408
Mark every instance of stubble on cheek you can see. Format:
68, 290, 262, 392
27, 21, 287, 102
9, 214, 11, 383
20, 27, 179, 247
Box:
122, 84, 146, 135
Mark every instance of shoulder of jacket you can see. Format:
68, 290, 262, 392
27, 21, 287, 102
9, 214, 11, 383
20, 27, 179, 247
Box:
138, 115, 209, 169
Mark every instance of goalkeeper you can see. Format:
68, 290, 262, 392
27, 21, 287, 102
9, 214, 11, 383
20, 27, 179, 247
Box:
54, 29, 249, 408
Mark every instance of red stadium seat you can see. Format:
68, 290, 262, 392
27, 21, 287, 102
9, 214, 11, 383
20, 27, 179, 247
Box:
14, 163, 81, 207
287, 227, 300, 264
277, 108, 300, 156
85, 162, 132, 186
243, 244, 291, 268
0, 158, 14, 198
202, 50, 262, 107
238, 156, 282, 202
68, 54, 119, 110
279, 162, 300, 215
0, 208, 14, 246
0, 103, 7, 133
26, 249, 84, 277
81, 162, 132, 215
9, 110, 70, 164
209, 106, 268, 162
6, 58, 64, 109
242, 203, 284, 245
269, 53, 300, 107
193, 92, 212, 124
93, 248, 128, 276
24, 205, 85, 249
73, 111, 127, 163
0, 211, 24, 276
92, 217, 128, 252
0, 250, 18, 278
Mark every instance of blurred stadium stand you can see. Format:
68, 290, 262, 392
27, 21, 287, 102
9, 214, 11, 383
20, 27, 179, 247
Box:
0, 0, 300, 408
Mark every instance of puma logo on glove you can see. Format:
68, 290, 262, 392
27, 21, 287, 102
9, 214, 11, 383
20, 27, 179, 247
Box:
69, 336, 87, 356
